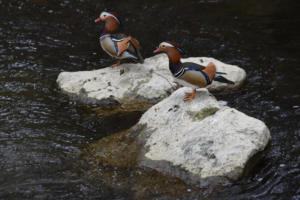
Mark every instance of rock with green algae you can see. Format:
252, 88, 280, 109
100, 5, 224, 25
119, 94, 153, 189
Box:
85, 87, 271, 186
187, 106, 220, 121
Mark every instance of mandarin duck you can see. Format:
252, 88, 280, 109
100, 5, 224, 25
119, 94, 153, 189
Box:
154, 41, 234, 101
95, 11, 144, 67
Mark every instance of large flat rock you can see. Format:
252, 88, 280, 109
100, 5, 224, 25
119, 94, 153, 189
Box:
57, 54, 246, 111
136, 87, 270, 185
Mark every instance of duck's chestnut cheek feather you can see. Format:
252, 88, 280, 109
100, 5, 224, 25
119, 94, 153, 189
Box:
153, 48, 161, 53
94, 18, 102, 23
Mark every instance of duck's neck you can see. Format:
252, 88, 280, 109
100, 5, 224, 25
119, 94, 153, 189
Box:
169, 61, 182, 75
102, 17, 119, 36
101, 28, 109, 36
167, 49, 182, 76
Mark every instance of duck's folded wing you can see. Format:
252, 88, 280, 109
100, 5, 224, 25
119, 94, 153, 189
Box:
182, 62, 212, 84
182, 62, 206, 71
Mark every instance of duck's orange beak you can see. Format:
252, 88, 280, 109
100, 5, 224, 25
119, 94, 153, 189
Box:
94, 17, 102, 23
153, 47, 161, 54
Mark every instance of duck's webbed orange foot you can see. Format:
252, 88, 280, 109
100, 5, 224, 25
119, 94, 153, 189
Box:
111, 60, 121, 68
117, 36, 132, 56
183, 89, 196, 102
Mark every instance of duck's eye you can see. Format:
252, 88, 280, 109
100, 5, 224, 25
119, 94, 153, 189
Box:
103, 14, 107, 17
162, 45, 165, 48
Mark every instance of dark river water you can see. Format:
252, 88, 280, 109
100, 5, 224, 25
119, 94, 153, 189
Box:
1, 0, 300, 199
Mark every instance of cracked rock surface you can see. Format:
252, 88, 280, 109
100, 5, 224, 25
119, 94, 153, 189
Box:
57, 54, 246, 110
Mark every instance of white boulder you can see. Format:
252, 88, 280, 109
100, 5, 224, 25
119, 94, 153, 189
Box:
135, 87, 270, 185
57, 54, 246, 109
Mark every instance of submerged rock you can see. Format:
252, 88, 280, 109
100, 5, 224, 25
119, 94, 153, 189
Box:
57, 54, 246, 111
87, 87, 270, 186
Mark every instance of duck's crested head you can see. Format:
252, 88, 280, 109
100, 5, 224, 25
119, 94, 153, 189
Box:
153, 41, 185, 55
95, 11, 121, 33
94, 11, 120, 25
154, 41, 184, 64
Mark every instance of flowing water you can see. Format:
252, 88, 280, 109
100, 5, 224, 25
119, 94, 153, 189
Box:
0, 0, 299, 199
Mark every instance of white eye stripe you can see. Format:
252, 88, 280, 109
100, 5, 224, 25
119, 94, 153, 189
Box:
160, 42, 174, 48
101, 11, 120, 24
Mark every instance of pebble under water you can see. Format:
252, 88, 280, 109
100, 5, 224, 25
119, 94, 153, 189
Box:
0, 0, 300, 199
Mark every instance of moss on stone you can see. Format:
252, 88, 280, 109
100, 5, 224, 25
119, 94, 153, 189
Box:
189, 107, 219, 121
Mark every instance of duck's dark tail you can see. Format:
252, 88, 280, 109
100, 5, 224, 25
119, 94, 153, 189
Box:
130, 38, 144, 64
136, 48, 144, 64
214, 75, 235, 84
